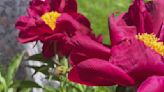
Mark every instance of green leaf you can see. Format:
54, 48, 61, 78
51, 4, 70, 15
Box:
44, 86, 58, 92
28, 54, 52, 62
0, 72, 7, 92
5, 54, 24, 86
0, 84, 4, 91
12, 80, 41, 88
0, 64, 5, 77
28, 54, 54, 67
27, 65, 49, 76
22, 81, 40, 88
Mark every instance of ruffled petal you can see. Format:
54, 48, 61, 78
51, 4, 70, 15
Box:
56, 13, 91, 36
145, 0, 164, 36
18, 31, 39, 43
44, 33, 66, 41
63, 0, 77, 12
69, 13, 91, 29
15, 16, 36, 31
50, 0, 77, 13
28, 0, 50, 17
123, 0, 164, 35
70, 35, 111, 65
123, 0, 154, 34
109, 14, 136, 45
137, 76, 164, 92
16, 16, 41, 43
68, 59, 134, 86
49, 0, 61, 11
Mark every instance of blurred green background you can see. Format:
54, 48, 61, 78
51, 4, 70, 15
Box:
78, 0, 132, 44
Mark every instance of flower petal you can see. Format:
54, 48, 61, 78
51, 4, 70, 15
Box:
69, 13, 91, 29
15, 16, 36, 31
123, 0, 154, 34
137, 76, 164, 92
123, 0, 164, 35
28, 0, 50, 17
49, 0, 62, 11
63, 0, 77, 12
18, 31, 39, 43
50, 0, 77, 12
70, 35, 111, 65
56, 13, 91, 36
16, 16, 40, 43
109, 14, 136, 45
68, 59, 134, 86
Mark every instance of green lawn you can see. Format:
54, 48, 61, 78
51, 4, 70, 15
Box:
78, 0, 131, 44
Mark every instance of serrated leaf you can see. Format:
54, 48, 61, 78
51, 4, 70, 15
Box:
6, 53, 24, 87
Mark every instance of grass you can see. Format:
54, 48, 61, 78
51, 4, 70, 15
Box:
78, 0, 132, 44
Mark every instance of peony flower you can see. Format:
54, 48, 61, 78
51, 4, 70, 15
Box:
68, 0, 164, 91
15, 0, 94, 58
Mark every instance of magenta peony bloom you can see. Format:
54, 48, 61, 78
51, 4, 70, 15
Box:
68, 0, 164, 90
15, 0, 94, 58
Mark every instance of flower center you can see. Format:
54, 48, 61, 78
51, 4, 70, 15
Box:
41, 11, 61, 30
136, 33, 164, 57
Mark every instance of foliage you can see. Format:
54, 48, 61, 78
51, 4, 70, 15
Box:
0, 54, 41, 92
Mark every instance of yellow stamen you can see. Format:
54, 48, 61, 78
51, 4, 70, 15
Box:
136, 33, 164, 57
41, 11, 61, 30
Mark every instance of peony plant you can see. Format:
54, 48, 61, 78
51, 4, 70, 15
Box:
15, 0, 164, 92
